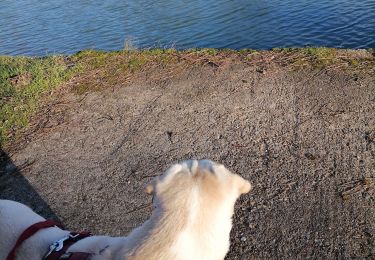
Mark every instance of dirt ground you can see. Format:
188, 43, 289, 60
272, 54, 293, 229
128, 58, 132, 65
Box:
1, 49, 375, 259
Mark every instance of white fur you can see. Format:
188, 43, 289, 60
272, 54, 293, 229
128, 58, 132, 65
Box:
170, 195, 234, 260
0, 160, 251, 260
170, 161, 235, 260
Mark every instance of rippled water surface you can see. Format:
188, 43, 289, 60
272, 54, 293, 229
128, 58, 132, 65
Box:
0, 0, 374, 55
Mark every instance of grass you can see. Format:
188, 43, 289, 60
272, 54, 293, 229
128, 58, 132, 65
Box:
302, 47, 337, 65
271, 47, 344, 68
0, 55, 79, 147
68, 48, 181, 95
0, 49, 181, 129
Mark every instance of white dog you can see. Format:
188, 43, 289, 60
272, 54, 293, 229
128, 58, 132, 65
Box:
0, 160, 252, 260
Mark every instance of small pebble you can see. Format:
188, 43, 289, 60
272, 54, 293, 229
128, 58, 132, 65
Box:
241, 236, 247, 242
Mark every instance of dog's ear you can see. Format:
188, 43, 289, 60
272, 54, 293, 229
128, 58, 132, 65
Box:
234, 175, 252, 195
145, 179, 156, 194
239, 179, 252, 194
145, 184, 154, 194
145, 177, 158, 194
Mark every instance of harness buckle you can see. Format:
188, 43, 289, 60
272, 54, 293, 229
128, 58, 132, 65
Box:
43, 235, 69, 259
54, 235, 70, 251
43, 232, 91, 259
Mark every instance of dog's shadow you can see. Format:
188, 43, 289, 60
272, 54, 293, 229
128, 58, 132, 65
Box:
0, 149, 60, 221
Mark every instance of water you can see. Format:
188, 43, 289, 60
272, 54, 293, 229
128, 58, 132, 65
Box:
0, 0, 374, 56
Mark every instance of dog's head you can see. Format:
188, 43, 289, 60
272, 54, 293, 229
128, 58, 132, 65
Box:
145, 160, 252, 212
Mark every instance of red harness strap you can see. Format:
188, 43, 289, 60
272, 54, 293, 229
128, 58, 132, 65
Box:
7, 220, 63, 260
7, 220, 92, 260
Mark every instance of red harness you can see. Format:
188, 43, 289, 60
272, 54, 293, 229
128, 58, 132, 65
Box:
7, 220, 92, 260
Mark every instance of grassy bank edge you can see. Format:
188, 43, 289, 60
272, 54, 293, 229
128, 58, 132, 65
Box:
0, 47, 374, 148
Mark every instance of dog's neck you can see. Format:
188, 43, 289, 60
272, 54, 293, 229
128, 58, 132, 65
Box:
116, 193, 234, 260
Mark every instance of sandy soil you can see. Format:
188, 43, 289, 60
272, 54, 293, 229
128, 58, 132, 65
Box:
1, 50, 375, 259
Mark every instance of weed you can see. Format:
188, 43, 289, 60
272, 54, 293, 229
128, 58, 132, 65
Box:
238, 49, 258, 54
302, 47, 337, 65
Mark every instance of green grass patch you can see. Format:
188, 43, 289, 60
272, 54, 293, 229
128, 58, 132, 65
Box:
270, 47, 341, 68
238, 48, 258, 54
302, 47, 337, 63
0, 55, 78, 147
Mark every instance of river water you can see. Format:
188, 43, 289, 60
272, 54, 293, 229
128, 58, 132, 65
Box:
0, 0, 374, 56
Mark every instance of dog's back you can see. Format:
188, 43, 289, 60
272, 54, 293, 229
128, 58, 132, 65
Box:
0, 200, 42, 259
0, 200, 68, 260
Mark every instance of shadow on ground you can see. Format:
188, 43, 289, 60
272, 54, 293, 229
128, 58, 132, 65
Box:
0, 149, 60, 221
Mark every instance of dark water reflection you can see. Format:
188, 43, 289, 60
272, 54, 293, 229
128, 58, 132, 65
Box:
0, 0, 374, 56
